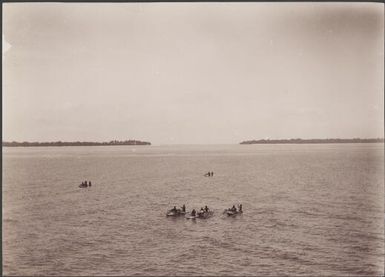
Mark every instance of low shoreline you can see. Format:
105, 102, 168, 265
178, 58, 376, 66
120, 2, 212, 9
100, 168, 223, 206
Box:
2, 140, 151, 147
240, 138, 384, 144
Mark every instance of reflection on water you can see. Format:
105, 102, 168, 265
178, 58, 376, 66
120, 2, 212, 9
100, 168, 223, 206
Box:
3, 144, 384, 276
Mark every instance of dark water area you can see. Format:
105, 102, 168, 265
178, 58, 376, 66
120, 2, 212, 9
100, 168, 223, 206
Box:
3, 144, 384, 276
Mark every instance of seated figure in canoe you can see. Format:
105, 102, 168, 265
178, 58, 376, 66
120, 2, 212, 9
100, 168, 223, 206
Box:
185, 209, 198, 219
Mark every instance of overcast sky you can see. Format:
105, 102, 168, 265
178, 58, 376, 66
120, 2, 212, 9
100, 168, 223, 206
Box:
3, 3, 384, 145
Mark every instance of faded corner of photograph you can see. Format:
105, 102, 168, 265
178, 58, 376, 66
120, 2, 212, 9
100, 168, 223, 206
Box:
2, 2, 384, 276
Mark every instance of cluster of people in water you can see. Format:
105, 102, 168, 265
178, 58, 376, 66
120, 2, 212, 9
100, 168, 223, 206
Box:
79, 181, 92, 188
204, 171, 214, 177
167, 204, 242, 218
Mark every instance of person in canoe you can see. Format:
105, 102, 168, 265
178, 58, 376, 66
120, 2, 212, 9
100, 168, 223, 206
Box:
181, 204, 186, 212
231, 205, 237, 212
239, 204, 242, 212
204, 205, 209, 212
191, 209, 196, 216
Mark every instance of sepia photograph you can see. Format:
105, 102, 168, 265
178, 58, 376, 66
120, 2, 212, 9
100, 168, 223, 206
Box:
2, 2, 384, 276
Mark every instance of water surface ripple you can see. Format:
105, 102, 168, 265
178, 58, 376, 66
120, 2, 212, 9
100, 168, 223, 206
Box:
3, 144, 384, 276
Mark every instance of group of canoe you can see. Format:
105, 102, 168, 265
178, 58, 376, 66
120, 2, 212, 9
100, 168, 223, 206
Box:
166, 204, 243, 219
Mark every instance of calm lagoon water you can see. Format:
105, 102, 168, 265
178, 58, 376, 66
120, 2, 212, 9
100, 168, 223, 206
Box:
3, 144, 384, 276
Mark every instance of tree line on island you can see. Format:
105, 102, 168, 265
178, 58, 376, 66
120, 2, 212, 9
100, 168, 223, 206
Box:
240, 138, 384, 144
2, 140, 151, 147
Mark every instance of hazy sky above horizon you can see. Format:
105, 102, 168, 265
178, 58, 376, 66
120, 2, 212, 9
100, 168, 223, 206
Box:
3, 3, 384, 145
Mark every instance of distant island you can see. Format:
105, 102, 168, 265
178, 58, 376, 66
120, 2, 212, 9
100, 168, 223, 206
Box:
240, 138, 384, 144
2, 140, 151, 147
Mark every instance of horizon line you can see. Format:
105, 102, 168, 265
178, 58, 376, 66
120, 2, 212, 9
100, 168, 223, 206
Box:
2, 137, 385, 147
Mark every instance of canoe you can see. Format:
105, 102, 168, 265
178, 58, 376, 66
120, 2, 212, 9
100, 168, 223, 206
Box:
166, 210, 186, 217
